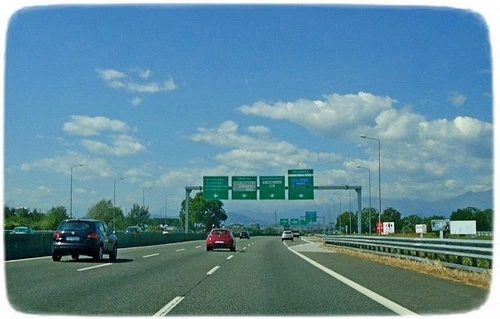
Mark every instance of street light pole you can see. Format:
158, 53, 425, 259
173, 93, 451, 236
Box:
334, 193, 341, 233
357, 165, 372, 235
113, 177, 124, 231
165, 194, 168, 226
70, 163, 84, 218
360, 134, 382, 234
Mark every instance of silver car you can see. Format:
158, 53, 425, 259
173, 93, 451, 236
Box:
281, 230, 294, 241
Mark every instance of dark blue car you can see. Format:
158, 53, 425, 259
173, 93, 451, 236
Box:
52, 219, 118, 262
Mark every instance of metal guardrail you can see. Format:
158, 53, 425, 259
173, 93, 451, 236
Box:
321, 235, 493, 273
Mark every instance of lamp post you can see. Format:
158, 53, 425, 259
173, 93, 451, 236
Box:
360, 134, 382, 234
113, 177, 124, 231
357, 165, 372, 235
165, 194, 168, 227
143, 186, 152, 207
70, 163, 84, 218
334, 193, 341, 233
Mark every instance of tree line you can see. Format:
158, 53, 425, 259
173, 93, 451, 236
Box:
335, 206, 493, 234
3, 193, 493, 235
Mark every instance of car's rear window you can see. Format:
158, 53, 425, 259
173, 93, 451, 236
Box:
212, 229, 228, 235
59, 221, 91, 231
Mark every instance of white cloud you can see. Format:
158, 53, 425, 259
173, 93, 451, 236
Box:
131, 97, 143, 106
237, 92, 395, 137
17, 151, 114, 179
96, 68, 177, 94
62, 115, 146, 157
96, 69, 126, 81
81, 134, 145, 156
247, 125, 270, 135
448, 91, 466, 107
189, 120, 342, 172
63, 115, 129, 136
133, 67, 152, 79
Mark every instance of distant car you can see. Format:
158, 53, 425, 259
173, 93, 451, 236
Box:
51, 219, 118, 262
292, 230, 300, 238
240, 231, 250, 239
206, 228, 236, 251
11, 226, 35, 234
281, 230, 294, 241
125, 226, 142, 234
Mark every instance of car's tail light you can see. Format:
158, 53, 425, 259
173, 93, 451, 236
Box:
87, 232, 99, 239
53, 231, 61, 239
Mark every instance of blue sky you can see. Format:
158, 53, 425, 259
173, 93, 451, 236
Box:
2, 1, 495, 220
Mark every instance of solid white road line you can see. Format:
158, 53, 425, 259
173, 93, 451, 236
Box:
287, 246, 418, 316
154, 296, 185, 316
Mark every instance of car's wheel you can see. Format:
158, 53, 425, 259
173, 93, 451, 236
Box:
52, 254, 62, 262
206, 246, 212, 251
230, 245, 236, 252
109, 245, 118, 261
71, 254, 79, 260
93, 245, 103, 261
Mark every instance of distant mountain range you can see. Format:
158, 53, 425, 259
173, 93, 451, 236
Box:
223, 189, 493, 227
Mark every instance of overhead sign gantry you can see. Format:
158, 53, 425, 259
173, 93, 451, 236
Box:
184, 169, 362, 234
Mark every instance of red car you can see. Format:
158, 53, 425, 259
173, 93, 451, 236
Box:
206, 228, 236, 252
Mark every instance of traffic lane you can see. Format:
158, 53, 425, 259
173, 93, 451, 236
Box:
168, 236, 397, 316
5, 239, 229, 316
297, 246, 490, 315
4, 240, 205, 311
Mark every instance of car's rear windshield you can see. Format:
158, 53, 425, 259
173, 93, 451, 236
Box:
212, 229, 229, 235
59, 221, 91, 231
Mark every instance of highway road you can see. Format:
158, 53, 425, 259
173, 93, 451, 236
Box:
4, 236, 490, 316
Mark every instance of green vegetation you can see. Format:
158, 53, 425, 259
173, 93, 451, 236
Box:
4, 191, 230, 233
334, 206, 493, 236
4, 196, 493, 237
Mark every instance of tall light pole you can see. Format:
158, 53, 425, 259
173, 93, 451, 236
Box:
334, 193, 341, 233
143, 186, 152, 207
70, 163, 84, 218
357, 165, 372, 235
165, 194, 168, 227
113, 177, 124, 231
360, 134, 382, 234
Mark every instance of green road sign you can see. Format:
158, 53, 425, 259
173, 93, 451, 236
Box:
288, 169, 313, 175
290, 218, 299, 226
279, 218, 290, 227
288, 176, 314, 200
259, 176, 285, 200
300, 216, 307, 225
203, 176, 229, 200
306, 211, 317, 222
232, 176, 257, 200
